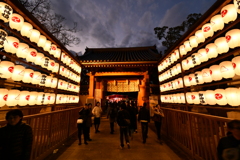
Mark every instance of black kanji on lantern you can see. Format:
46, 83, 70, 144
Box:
2, 5, 12, 19
195, 73, 199, 83
41, 94, 45, 104
191, 55, 196, 64
0, 30, 7, 45
199, 93, 205, 104
43, 58, 49, 67
236, 0, 240, 9
40, 75, 47, 85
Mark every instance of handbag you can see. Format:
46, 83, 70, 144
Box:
77, 119, 83, 124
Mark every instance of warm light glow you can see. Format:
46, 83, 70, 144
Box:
30, 29, 40, 43
28, 91, 38, 105
219, 61, 235, 79
205, 43, 218, 59
11, 65, 25, 82
31, 71, 41, 85
210, 65, 222, 81
197, 48, 209, 63
45, 76, 53, 87
179, 45, 187, 56
20, 22, 33, 38
9, 13, 24, 31
16, 43, 29, 58
195, 30, 205, 43
34, 53, 44, 66
191, 53, 201, 66
234, 0, 240, 13
189, 73, 196, 86
198, 91, 207, 105
53, 62, 59, 73
0, 2, 13, 22
39, 74, 47, 86
4, 36, 19, 54
225, 88, 240, 106
210, 14, 224, 32
184, 75, 191, 87
51, 77, 58, 88
6, 90, 20, 106
50, 44, 57, 56
205, 90, 216, 105
201, 68, 213, 83
37, 35, 46, 48
186, 56, 194, 69
40, 57, 50, 69
22, 69, 34, 83
19, 91, 30, 106
225, 29, 240, 49
232, 56, 240, 76
43, 40, 51, 52
186, 92, 193, 104
0, 29, 7, 48
202, 23, 214, 39
214, 37, 229, 54
0, 88, 8, 107
36, 92, 44, 105
194, 71, 204, 84
182, 59, 190, 71
214, 89, 227, 105
189, 36, 198, 48
183, 41, 192, 52
0, 61, 14, 79
221, 4, 237, 24
26, 48, 38, 63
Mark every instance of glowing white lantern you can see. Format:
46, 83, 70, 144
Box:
194, 71, 204, 84
0, 2, 13, 22
47, 59, 55, 71
43, 93, 51, 105
56, 94, 62, 104
11, 65, 25, 81
225, 88, 240, 106
43, 40, 51, 52
219, 61, 235, 79
31, 71, 41, 85
184, 40, 192, 52
37, 35, 46, 48
39, 74, 47, 86
195, 30, 205, 43
53, 62, 59, 73
214, 89, 227, 105
0, 61, 14, 79
4, 36, 19, 54
214, 37, 229, 54
191, 92, 200, 104
28, 91, 38, 105
189, 74, 196, 86
18, 91, 30, 106
205, 90, 216, 105
202, 68, 213, 83
54, 48, 61, 58
210, 14, 224, 32
198, 91, 208, 105
184, 75, 191, 87
186, 92, 193, 104
189, 36, 198, 48
50, 44, 57, 56
232, 56, 240, 76
51, 77, 58, 88
60, 66, 65, 76
22, 69, 34, 83
205, 43, 218, 59
6, 90, 20, 106
177, 78, 183, 88
186, 56, 194, 69
45, 76, 53, 87
221, 4, 237, 24
26, 48, 38, 62
179, 45, 187, 56
210, 65, 222, 81
9, 13, 24, 31
0, 88, 8, 107
191, 53, 201, 66
29, 29, 40, 43
234, 0, 240, 13
16, 43, 29, 58
182, 59, 190, 71
0, 29, 7, 48
176, 63, 181, 74
20, 22, 33, 38
34, 53, 44, 66
225, 29, 240, 49
202, 23, 214, 39
40, 57, 50, 69
198, 48, 208, 63
36, 92, 44, 105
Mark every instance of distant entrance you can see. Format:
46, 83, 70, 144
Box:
106, 92, 138, 102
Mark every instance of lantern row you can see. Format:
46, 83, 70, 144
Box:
0, 88, 79, 107
158, 1, 239, 72
161, 87, 240, 107
0, 2, 81, 73
0, 61, 80, 92
160, 55, 240, 92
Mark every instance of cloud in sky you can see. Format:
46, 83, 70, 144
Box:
49, 0, 216, 55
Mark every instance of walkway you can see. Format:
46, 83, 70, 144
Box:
55, 116, 183, 160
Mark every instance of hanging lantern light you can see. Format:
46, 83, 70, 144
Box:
214, 37, 229, 54
40, 56, 50, 69
0, 88, 8, 107
20, 22, 33, 38
210, 14, 224, 32
16, 43, 29, 58
179, 93, 185, 104
56, 94, 62, 104
195, 30, 205, 43
37, 35, 46, 48
50, 93, 56, 104
39, 74, 47, 86
232, 56, 240, 76
202, 68, 213, 83
198, 91, 208, 105
179, 45, 187, 56
234, 0, 240, 13
191, 92, 200, 104
45, 76, 53, 88
174, 49, 180, 60
225, 29, 240, 49
4, 36, 19, 54
225, 87, 240, 106
194, 71, 204, 84
205, 43, 218, 59
22, 69, 34, 83
18, 91, 30, 106
6, 89, 20, 106
0, 29, 7, 48
198, 48, 209, 63
11, 65, 25, 82
0, 61, 14, 79
210, 65, 222, 81
182, 59, 190, 71
50, 44, 57, 56
34, 53, 44, 66
189, 73, 197, 86
184, 40, 192, 52
221, 4, 237, 24
202, 23, 214, 39
0, 2, 13, 22
30, 29, 40, 43
184, 75, 191, 87
186, 56, 194, 69
43, 93, 51, 105
191, 53, 201, 66
26, 48, 38, 63
219, 61, 235, 79
36, 92, 44, 105
186, 92, 193, 104
205, 90, 216, 105
177, 78, 184, 88
53, 62, 59, 73
48, 59, 55, 71
9, 13, 24, 31
31, 71, 41, 85
28, 91, 38, 106
189, 36, 198, 48
54, 48, 61, 58
214, 89, 227, 105
51, 77, 58, 88
43, 40, 51, 52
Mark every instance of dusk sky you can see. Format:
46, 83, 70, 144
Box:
49, 0, 217, 55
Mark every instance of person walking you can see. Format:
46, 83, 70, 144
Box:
0, 109, 33, 160
117, 103, 130, 149
85, 103, 93, 141
92, 102, 102, 133
77, 106, 88, 145
138, 102, 150, 144
153, 104, 164, 144
107, 103, 117, 134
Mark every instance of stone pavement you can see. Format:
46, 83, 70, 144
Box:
55, 116, 184, 160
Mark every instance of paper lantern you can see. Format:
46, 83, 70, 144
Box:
34, 53, 44, 66
210, 14, 224, 32
205, 43, 218, 59
184, 76, 191, 87
210, 65, 222, 81
189, 73, 196, 86
51, 77, 58, 88
4, 36, 19, 54
225, 88, 240, 106
184, 40, 192, 52
18, 91, 30, 106
179, 45, 187, 56
191, 92, 200, 104
9, 13, 24, 31
48, 59, 55, 71
6, 89, 20, 106
176, 63, 182, 74
189, 36, 198, 48
234, 0, 240, 13
202, 23, 214, 39
29, 29, 40, 43
22, 69, 34, 83
16, 43, 29, 58
31, 71, 41, 85
198, 48, 209, 63
50, 93, 56, 104
225, 29, 240, 49
56, 94, 62, 104
174, 49, 180, 60
20, 22, 33, 38
26, 48, 38, 63
50, 44, 57, 55
214, 37, 229, 54
0, 29, 7, 48
205, 90, 216, 105
219, 61, 235, 79
177, 78, 183, 88
182, 59, 190, 71
202, 68, 213, 83
191, 53, 201, 66
232, 56, 240, 76
0, 61, 14, 79
60, 66, 65, 75
39, 74, 47, 86
37, 35, 46, 48
186, 92, 193, 104
0, 88, 8, 107
45, 76, 53, 87
40, 57, 50, 69
186, 56, 194, 69
194, 71, 204, 84
43, 93, 51, 105
214, 89, 227, 105
11, 65, 25, 81
0, 2, 13, 22
36, 92, 44, 105
198, 91, 207, 105
221, 4, 237, 24
43, 40, 51, 52
28, 91, 38, 105
54, 48, 61, 58
195, 30, 205, 43
53, 62, 59, 73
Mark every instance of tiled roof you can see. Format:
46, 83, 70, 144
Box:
79, 46, 160, 62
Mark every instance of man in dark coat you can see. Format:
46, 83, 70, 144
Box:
138, 102, 150, 144
0, 109, 33, 160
